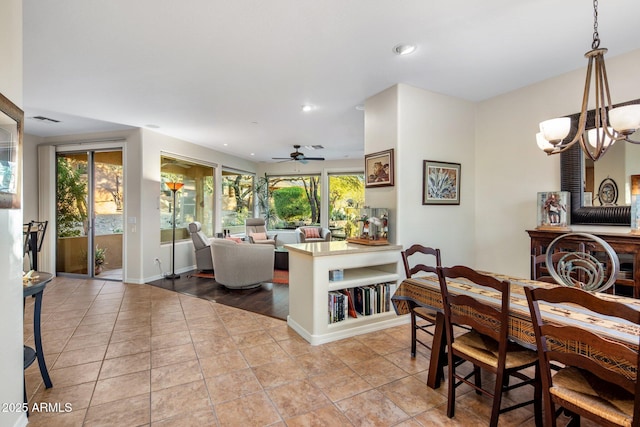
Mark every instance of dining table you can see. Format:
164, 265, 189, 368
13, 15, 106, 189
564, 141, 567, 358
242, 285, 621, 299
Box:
391, 272, 640, 389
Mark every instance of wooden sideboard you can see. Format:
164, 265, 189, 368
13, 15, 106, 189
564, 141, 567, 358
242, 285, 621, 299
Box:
526, 229, 640, 298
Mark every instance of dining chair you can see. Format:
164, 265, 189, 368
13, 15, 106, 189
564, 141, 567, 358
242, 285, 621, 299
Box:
525, 285, 640, 427
437, 265, 542, 427
401, 244, 441, 358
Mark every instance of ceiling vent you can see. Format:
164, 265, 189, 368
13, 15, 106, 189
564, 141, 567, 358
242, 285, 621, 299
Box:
30, 116, 61, 123
304, 145, 324, 150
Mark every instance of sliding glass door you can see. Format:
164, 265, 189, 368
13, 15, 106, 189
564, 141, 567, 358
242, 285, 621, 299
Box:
56, 150, 123, 280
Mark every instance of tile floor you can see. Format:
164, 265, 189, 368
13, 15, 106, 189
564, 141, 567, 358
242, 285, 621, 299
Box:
23, 277, 589, 426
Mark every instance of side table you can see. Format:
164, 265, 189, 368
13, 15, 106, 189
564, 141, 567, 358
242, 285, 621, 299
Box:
23, 272, 54, 414
274, 246, 289, 270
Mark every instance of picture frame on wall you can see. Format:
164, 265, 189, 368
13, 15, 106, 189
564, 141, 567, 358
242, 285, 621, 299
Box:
365, 149, 394, 188
422, 160, 461, 205
0, 92, 23, 209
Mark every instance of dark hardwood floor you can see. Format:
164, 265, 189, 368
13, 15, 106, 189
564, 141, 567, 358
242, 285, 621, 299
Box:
146, 271, 289, 320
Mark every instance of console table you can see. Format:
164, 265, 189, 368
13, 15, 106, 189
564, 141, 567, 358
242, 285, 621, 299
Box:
526, 229, 640, 298
23, 271, 54, 414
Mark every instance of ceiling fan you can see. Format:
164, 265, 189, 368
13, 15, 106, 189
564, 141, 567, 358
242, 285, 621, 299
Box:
272, 145, 325, 163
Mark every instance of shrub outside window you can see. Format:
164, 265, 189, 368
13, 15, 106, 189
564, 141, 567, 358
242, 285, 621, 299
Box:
221, 169, 254, 235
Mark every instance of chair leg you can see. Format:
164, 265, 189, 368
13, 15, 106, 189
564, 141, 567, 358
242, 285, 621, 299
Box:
410, 311, 417, 358
447, 353, 456, 419
533, 365, 543, 427
489, 372, 505, 427
474, 365, 482, 395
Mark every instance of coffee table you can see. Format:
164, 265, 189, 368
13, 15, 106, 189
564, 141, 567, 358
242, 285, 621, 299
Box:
274, 246, 289, 270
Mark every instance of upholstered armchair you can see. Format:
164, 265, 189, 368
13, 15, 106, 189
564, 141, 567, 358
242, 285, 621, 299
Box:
210, 239, 274, 289
245, 218, 278, 246
295, 226, 331, 243
188, 222, 214, 272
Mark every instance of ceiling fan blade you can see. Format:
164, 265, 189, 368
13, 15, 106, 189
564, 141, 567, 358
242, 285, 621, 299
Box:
272, 157, 292, 160
302, 157, 325, 161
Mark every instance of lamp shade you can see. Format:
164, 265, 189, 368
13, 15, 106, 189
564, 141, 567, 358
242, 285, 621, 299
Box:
539, 117, 571, 143
587, 127, 614, 149
166, 182, 184, 191
536, 132, 555, 152
609, 104, 640, 135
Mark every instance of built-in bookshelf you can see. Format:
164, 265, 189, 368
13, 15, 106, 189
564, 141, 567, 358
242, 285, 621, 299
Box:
286, 241, 406, 345
328, 282, 396, 324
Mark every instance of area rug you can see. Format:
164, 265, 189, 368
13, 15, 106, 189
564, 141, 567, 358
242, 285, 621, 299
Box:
189, 269, 288, 284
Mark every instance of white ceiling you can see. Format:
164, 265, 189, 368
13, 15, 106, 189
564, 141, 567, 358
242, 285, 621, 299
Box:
23, 0, 640, 162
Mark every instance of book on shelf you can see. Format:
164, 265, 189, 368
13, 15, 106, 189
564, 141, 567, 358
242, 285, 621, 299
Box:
340, 289, 358, 319
328, 291, 348, 323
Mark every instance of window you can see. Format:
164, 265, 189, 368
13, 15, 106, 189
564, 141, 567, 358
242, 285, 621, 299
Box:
262, 175, 321, 229
221, 169, 254, 234
160, 155, 214, 243
328, 173, 365, 239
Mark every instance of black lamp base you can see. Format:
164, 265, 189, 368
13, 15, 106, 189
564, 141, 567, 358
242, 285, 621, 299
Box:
165, 273, 181, 280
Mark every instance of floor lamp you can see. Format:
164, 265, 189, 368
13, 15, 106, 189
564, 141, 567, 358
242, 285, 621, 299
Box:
166, 181, 184, 280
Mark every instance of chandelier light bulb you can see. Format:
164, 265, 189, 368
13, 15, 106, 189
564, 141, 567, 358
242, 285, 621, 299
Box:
609, 104, 640, 135
536, 132, 555, 152
587, 127, 614, 149
539, 118, 570, 143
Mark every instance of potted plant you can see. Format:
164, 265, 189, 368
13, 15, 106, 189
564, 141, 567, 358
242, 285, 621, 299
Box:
94, 245, 107, 274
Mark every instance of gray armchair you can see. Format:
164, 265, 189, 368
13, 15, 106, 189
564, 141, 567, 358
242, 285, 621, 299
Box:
295, 226, 331, 243
188, 222, 214, 272
245, 218, 278, 246
210, 239, 274, 289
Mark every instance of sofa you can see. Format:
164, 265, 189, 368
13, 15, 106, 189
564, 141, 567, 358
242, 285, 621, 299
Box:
210, 239, 274, 289
188, 222, 214, 272
295, 226, 332, 243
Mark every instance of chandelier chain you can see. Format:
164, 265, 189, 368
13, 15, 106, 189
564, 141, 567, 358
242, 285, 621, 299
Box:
592, 0, 600, 49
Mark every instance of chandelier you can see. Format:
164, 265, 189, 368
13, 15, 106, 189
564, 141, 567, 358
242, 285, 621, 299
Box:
536, 0, 640, 161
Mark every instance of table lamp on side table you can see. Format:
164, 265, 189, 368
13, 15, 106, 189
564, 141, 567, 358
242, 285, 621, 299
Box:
166, 181, 184, 279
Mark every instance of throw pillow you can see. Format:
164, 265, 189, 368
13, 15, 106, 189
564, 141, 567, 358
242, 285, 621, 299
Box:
225, 237, 243, 243
251, 232, 267, 241
303, 227, 321, 239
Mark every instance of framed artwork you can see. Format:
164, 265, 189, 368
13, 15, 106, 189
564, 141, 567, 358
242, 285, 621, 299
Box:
422, 160, 461, 205
365, 149, 394, 188
0, 92, 23, 209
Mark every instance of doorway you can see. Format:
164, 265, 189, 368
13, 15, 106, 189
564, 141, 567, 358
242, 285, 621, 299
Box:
55, 150, 123, 281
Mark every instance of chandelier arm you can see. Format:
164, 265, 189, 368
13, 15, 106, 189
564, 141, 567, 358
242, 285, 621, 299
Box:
624, 135, 640, 144
578, 135, 599, 162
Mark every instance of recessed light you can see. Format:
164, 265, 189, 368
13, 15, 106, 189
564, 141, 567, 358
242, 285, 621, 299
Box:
223, 143, 228, 146
301, 104, 315, 113
392, 44, 417, 56
250, 153, 255, 156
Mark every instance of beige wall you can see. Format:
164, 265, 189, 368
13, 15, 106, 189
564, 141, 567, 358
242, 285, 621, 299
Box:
475, 48, 640, 278
363, 84, 477, 266
0, 1, 26, 426
396, 84, 476, 267
364, 49, 640, 279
